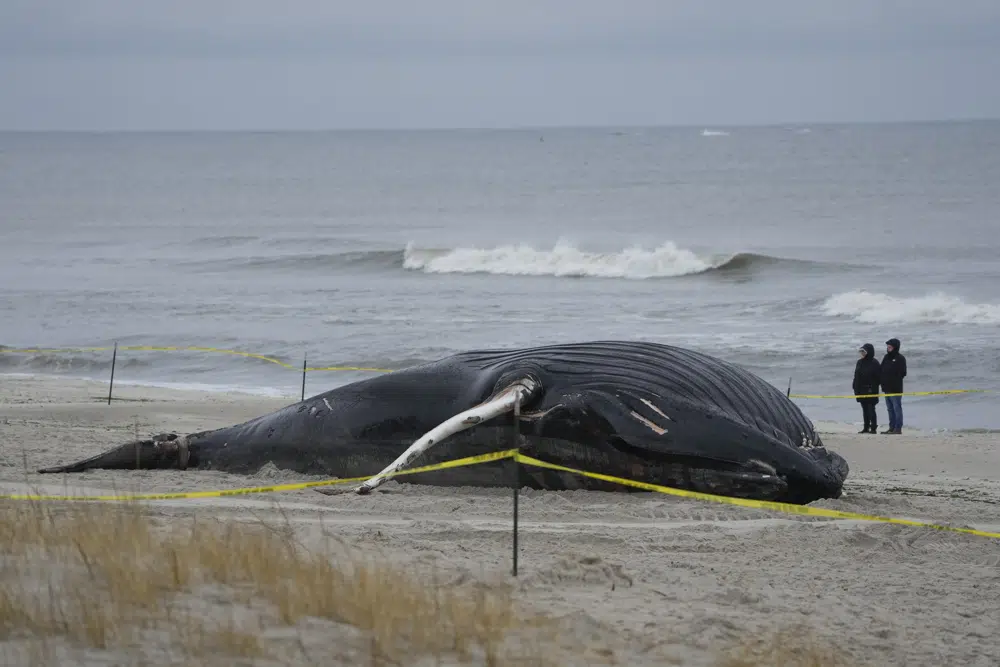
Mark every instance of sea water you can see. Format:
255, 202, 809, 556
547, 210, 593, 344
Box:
2, 122, 998, 430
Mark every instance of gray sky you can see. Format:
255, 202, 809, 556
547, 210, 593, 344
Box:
2, 0, 999, 130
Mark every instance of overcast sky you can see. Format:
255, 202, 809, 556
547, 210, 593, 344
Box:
2, 0, 999, 130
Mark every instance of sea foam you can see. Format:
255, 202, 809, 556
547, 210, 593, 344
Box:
821, 290, 1000, 326
402, 240, 725, 279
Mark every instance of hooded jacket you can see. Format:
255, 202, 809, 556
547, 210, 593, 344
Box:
853, 343, 881, 404
880, 338, 908, 394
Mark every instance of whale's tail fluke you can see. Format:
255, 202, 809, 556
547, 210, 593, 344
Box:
37, 433, 191, 474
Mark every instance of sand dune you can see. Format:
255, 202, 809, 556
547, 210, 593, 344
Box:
1, 375, 998, 666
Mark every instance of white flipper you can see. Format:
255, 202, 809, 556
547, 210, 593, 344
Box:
354, 378, 539, 494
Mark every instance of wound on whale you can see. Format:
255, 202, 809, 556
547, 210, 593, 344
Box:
38, 340, 849, 504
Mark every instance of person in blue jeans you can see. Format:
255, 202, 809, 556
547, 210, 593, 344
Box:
879, 337, 907, 434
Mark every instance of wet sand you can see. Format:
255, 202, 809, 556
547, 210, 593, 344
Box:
2, 375, 998, 666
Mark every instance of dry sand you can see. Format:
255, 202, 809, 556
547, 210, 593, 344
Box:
1, 374, 998, 666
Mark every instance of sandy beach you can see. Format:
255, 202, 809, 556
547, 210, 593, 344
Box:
1, 374, 998, 666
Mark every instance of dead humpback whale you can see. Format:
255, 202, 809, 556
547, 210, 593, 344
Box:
38, 340, 849, 504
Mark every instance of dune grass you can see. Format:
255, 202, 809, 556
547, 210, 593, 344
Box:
0, 499, 541, 666
715, 626, 860, 667
0, 499, 857, 666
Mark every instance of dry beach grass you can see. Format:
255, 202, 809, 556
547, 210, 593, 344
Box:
0, 501, 851, 667
2, 375, 998, 666
0, 500, 535, 666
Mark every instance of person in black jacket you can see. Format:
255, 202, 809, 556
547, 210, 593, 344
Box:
880, 337, 908, 434
853, 343, 881, 434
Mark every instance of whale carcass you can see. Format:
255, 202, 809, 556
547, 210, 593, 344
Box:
38, 340, 848, 504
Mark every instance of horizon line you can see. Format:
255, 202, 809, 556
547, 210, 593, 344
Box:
2, 116, 998, 134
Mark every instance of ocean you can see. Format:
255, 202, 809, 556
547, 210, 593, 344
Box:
2, 121, 999, 431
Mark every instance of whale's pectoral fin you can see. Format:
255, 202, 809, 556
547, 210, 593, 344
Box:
36, 433, 190, 473
347, 377, 541, 496
571, 390, 834, 502
576, 389, 677, 443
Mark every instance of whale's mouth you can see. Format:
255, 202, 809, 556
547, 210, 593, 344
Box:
352, 375, 542, 495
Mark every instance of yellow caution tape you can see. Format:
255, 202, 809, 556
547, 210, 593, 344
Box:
0, 449, 517, 502
0, 346, 394, 373
4, 446, 996, 540
790, 389, 993, 399
513, 454, 1000, 540
2, 346, 995, 398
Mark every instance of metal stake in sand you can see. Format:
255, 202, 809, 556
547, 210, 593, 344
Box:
301, 353, 307, 402
107, 341, 118, 405
511, 392, 521, 577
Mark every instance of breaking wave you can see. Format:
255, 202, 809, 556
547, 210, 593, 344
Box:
183, 241, 835, 280
402, 241, 815, 280
820, 290, 1000, 325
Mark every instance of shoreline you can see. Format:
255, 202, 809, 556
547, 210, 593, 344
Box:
0, 370, 305, 400
5, 370, 997, 436
2, 373, 999, 666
